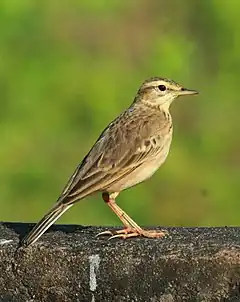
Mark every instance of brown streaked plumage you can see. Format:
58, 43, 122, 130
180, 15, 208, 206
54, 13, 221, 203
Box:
22, 77, 198, 246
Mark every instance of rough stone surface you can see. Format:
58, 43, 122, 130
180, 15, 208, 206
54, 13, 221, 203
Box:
0, 223, 240, 301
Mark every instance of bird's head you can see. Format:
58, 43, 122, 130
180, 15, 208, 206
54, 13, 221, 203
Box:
135, 77, 198, 110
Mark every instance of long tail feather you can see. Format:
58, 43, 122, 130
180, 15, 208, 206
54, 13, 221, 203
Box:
21, 203, 72, 247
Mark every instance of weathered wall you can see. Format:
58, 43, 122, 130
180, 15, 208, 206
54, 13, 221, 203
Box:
0, 223, 240, 301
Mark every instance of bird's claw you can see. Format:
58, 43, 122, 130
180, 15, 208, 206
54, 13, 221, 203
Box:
108, 232, 140, 240
96, 230, 114, 237
97, 228, 168, 240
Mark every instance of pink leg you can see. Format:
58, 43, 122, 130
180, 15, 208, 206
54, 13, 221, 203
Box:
96, 192, 168, 240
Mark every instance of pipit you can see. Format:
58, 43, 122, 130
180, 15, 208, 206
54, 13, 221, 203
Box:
22, 77, 198, 247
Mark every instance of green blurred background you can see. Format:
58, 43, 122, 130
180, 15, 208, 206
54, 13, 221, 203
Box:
0, 0, 239, 227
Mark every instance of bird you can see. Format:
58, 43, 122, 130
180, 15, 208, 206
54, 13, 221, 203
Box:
21, 77, 198, 247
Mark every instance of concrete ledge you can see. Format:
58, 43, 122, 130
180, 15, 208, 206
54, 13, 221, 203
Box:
0, 223, 240, 301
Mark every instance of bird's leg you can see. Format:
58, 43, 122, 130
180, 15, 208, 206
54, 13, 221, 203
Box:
96, 192, 167, 239
96, 192, 132, 236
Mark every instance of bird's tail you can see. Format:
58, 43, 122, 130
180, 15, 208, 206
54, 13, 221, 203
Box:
21, 202, 73, 247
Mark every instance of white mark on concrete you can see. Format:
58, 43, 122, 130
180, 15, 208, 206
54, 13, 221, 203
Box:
0, 239, 13, 245
89, 254, 100, 302
89, 254, 100, 291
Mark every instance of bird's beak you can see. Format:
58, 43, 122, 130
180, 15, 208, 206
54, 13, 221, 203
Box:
178, 88, 199, 96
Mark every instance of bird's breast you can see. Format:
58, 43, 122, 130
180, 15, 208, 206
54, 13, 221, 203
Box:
108, 132, 173, 192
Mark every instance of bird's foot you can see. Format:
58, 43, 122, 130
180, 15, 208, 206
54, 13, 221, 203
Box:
96, 228, 168, 240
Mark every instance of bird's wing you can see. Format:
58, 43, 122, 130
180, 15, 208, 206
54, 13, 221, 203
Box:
58, 109, 171, 204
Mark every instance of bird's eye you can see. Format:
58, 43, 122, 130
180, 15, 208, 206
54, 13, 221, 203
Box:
158, 85, 166, 91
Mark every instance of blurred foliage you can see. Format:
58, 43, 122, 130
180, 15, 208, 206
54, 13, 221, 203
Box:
0, 0, 239, 227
